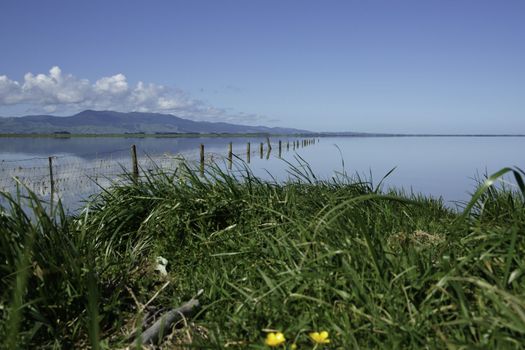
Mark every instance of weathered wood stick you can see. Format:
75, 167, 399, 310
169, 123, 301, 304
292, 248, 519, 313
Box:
138, 298, 201, 345
200, 144, 205, 176
48, 156, 54, 204
131, 144, 139, 180
228, 142, 233, 169
266, 136, 272, 150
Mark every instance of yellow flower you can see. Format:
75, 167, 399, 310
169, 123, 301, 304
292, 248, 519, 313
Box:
309, 331, 330, 344
265, 332, 286, 347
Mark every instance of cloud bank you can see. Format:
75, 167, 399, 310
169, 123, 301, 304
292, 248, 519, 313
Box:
0, 66, 262, 123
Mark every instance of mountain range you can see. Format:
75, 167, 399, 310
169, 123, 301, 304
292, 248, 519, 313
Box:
0, 110, 308, 135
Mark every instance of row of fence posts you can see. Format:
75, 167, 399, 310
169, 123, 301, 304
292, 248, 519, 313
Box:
43, 138, 319, 200
197, 137, 318, 173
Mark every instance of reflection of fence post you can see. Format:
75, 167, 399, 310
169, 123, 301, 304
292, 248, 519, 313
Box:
247, 142, 251, 163
131, 144, 139, 180
278, 140, 282, 158
200, 144, 205, 175
228, 142, 233, 169
48, 156, 54, 204
260, 142, 264, 159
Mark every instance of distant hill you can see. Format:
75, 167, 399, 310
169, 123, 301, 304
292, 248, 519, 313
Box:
0, 110, 308, 135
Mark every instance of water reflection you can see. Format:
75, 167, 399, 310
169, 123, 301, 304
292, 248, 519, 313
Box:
1, 136, 524, 211
0, 136, 315, 211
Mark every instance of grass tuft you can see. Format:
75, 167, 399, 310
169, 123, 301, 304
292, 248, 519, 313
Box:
1, 161, 524, 348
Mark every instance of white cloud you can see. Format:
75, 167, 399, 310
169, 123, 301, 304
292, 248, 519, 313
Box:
0, 66, 266, 123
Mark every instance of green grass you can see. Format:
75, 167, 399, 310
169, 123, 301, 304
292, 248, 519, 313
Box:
1, 161, 525, 349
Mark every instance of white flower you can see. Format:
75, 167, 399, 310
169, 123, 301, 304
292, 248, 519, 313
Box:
155, 256, 168, 276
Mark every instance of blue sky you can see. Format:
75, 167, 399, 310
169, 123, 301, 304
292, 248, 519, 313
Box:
0, 0, 524, 133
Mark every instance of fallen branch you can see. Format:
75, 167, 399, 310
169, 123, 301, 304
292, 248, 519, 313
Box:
136, 290, 203, 345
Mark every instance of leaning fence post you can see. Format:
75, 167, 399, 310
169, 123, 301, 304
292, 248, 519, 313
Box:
266, 136, 272, 151
131, 144, 139, 180
48, 156, 54, 204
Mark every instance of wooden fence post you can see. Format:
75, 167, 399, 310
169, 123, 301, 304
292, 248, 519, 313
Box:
48, 156, 54, 204
228, 142, 233, 169
260, 142, 264, 159
278, 140, 282, 158
247, 142, 251, 163
131, 144, 139, 180
200, 144, 205, 175
266, 136, 272, 150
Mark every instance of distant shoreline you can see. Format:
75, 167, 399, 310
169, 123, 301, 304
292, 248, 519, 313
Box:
0, 133, 524, 138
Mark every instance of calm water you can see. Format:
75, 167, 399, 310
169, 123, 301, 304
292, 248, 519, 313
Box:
1, 136, 523, 211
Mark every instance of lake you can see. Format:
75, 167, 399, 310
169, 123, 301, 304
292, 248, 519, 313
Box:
1, 136, 523, 211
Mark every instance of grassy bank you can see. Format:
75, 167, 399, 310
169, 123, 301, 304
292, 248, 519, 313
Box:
1, 162, 525, 349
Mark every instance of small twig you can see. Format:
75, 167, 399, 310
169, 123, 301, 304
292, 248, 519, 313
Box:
126, 285, 143, 310
177, 309, 192, 344
143, 281, 170, 311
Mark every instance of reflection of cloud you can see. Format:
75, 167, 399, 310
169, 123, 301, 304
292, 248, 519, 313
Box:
0, 66, 265, 123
